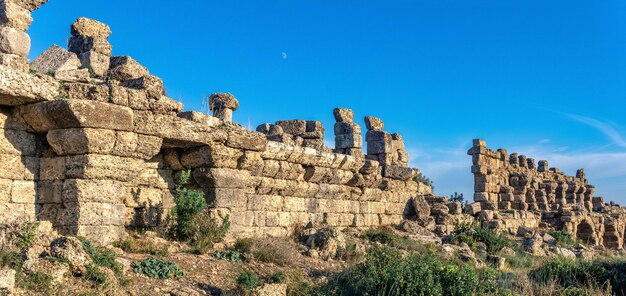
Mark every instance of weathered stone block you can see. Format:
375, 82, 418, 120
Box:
193, 167, 251, 189
107, 56, 149, 81
335, 133, 362, 149
78, 51, 109, 78
63, 179, 125, 204
0, 53, 27, 71
16, 0, 48, 12
0, 65, 60, 105
0, 0, 32, 31
62, 82, 109, 102
226, 129, 266, 151
178, 111, 221, 127
206, 188, 247, 209
10, 180, 34, 203
123, 75, 165, 99
0, 26, 29, 56
0, 154, 37, 180
276, 120, 306, 135
65, 154, 144, 182
19, 100, 133, 132
334, 121, 361, 135
0, 128, 38, 156
30, 45, 80, 74
382, 165, 415, 180
180, 144, 242, 169
333, 108, 354, 122
70, 17, 111, 39
364, 116, 383, 131
209, 93, 239, 110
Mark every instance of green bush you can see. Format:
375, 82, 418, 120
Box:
236, 270, 263, 291
550, 230, 577, 247
529, 257, 605, 288
132, 258, 184, 279
213, 250, 248, 263
80, 238, 121, 274
169, 170, 229, 253
84, 264, 109, 286
0, 250, 25, 271
16, 272, 53, 293
361, 228, 428, 252
15, 222, 39, 249
318, 247, 506, 296
413, 173, 434, 189
449, 223, 510, 253
234, 238, 254, 253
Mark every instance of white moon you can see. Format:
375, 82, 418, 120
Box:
282, 52, 287, 60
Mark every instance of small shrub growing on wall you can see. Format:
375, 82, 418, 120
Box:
413, 172, 434, 189
169, 170, 229, 253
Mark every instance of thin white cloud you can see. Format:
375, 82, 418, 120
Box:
567, 114, 626, 148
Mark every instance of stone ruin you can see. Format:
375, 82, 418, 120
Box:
0, 2, 444, 245
467, 139, 626, 249
1, 1, 625, 250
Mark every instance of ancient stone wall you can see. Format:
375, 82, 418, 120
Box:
467, 139, 626, 249
0, 4, 433, 245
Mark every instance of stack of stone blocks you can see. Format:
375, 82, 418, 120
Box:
256, 119, 326, 151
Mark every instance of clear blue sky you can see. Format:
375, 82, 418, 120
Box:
29, 0, 626, 203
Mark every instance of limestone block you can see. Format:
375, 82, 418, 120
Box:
365, 130, 392, 154
36, 180, 62, 204
162, 150, 185, 171
334, 121, 361, 136
283, 197, 306, 212
133, 111, 226, 148
301, 138, 323, 149
124, 187, 164, 208
276, 120, 306, 135
71, 17, 111, 39
9, 180, 34, 203
247, 195, 283, 211
302, 120, 324, 137
193, 167, 251, 189
0, 128, 38, 156
0, 65, 60, 105
0, 53, 26, 71
0, 154, 37, 180
180, 144, 242, 169
19, 100, 133, 132
54, 69, 90, 82
178, 111, 221, 127
39, 156, 65, 180
209, 93, 239, 110
364, 116, 383, 131
78, 51, 109, 78
335, 133, 362, 149
30, 45, 81, 74
107, 56, 149, 81
16, 0, 48, 12
63, 179, 125, 204
237, 151, 264, 175
0, 178, 9, 202
333, 108, 354, 122
226, 129, 266, 151
465, 202, 482, 215
0, 1, 32, 30
276, 161, 305, 180
382, 165, 415, 180
212, 108, 232, 122
65, 154, 144, 182
0, 268, 15, 292
123, 75, 165, 99
47, 128, 115, 155
256, 123, 272, 133
206, 188, 247, 209
0, 26, 29, 56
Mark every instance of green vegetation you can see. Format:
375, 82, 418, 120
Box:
317, 247, 505, 296
251, 239, 298, 266
0, 250, 25, 271
213, 249, 248, 263
84, 264, 109, 287
169, 170, 230, 253
413, 172, 434, 189
550, 230, 577, 247
132, 258, 184, 279
335, 241, 363, 263
80, 238, 121, 274
16, 272, 53, 293
15, 222, 39, 249
362, 227, 435, 252
448, 222, 510, 253
234, 238, 255, 253
236, 270, 263, 291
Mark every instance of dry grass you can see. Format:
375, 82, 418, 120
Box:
251, 238, 300, 266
